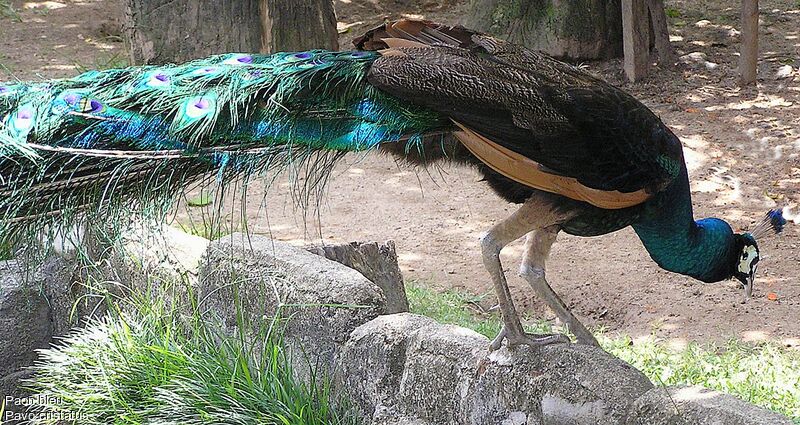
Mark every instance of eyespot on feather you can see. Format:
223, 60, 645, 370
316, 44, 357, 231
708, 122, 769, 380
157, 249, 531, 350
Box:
143, 71, 171, 88
5, 103, 36, 139
222, 54, 254, 65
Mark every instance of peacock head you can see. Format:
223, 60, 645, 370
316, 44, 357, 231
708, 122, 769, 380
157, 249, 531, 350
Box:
731, 233, 759, 298
732, 209, 787, 298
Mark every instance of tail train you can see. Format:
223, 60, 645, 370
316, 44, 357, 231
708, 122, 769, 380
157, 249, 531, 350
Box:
0, 48, 452, 245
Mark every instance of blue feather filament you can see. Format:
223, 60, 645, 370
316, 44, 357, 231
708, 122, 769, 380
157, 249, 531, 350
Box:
748, 208, 787, 240
0, 49, 450, 246
768, 209, 787, 234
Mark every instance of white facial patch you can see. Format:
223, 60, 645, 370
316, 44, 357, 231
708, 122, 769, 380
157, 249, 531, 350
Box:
738, 245, 758, 274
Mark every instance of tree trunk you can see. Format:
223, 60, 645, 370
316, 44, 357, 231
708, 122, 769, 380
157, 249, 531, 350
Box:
306, 241, 409, 314
124, 0, 337, 65
622, 0, 649, 81
647, 0, 676, 66
464, 0, 623, 60
739, 0, 759, 85
259, 0, 338, 53
124, 0, 263, 64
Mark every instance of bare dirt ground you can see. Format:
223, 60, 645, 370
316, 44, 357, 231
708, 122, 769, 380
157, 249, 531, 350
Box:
2, 0, 798, 348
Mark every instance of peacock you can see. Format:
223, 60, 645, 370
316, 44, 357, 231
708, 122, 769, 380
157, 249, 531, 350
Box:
0, 20, 787, 349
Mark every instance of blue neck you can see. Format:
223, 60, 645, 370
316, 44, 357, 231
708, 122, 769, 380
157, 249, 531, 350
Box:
632, 167, 735, 283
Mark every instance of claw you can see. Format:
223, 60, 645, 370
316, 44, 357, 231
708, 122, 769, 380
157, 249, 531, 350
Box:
489, 325, 570, 351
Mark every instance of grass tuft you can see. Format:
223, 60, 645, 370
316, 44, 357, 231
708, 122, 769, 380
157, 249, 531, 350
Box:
407, 283, 556, 337
665, 7, 682, 18
0, 0, 21, 21
606, 336, 800, 422
24, 283, 358, 425
407, 281, 800, 422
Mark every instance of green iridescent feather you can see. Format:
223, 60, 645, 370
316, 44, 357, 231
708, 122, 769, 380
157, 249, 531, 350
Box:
0, 51, 449, 249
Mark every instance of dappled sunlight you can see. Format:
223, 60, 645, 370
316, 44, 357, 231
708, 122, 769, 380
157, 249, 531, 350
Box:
0, 0, 126, 80
692, 166, 742, 205
397, 252, 423, 264
720, 208, 748, 224
673, 386, 722, 401
666, 337, 689, 351
680, 134, 712, 172
784, 338, 800, 349
704, 94, 794, 112
743, 330, 771, 342
41, 64, 78, 71
23, 1, 66, 10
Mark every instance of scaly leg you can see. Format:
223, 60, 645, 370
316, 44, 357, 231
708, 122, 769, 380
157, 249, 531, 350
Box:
519, 227, 600, 346
481, 197, 572, 351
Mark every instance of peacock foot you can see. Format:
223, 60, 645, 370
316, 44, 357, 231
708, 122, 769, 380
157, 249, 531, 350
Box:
488, 324, 570, 351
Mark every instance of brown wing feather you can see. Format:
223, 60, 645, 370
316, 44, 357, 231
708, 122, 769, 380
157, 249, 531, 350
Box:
452, 121, 651, 209
359, 19, 664, 208
381, 38, 430, 49
354, 19, 478, 50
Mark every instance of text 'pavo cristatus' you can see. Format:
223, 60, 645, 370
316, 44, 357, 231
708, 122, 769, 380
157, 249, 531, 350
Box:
0, 20, 787, 349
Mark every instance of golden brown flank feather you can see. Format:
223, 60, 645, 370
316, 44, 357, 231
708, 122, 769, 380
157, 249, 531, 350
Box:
452, 121, 651, 210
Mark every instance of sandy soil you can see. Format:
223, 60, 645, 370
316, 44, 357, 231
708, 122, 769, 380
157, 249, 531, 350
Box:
1, 0, 798, 348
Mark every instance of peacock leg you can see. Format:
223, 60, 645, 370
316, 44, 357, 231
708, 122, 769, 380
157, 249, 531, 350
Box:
519, 227, 600, 346
481, 197, 571, 351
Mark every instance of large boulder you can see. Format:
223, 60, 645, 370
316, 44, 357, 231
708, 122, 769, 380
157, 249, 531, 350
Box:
199, 233, 387, 377
336, 313, 654, 425
627, 385, 794, 425
119, 223, 210, 282
0, 257, 91, 406
0, 261, 53, 393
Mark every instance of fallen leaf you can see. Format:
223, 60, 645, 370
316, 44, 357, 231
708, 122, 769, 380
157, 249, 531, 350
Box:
767, 292, 778, 301
187, 193, 214, 207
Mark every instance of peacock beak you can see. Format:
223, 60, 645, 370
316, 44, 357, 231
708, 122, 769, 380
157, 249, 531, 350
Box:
743, 274, 754, 299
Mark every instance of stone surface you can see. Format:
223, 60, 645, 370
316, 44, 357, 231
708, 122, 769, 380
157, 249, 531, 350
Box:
337, 313, 654, 425
34, 256, 89, 336
0, 260, 53, 379
199, 233, 386, 377
0, 256, 99, 402
775, 65, 795, 80
120, 223, 210, 283
465, 343, 653, 425
627, 385, 793, 425
679, 52, 718, 70
306, 241, 409, 314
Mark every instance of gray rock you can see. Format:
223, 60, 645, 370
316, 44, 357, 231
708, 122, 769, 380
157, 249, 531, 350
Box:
0, 261, 53, 379
120, 223, 209, 281
199, 234, 386, 377
775, 65, 795, 80
465, 343, 653, 425
627, 385, 793, 425
337, 313, 653, 425
0, 369, 34, 399
680, 52, 708, 63
306, 241, 409, 314
0, 255, 103, 402
33, 256, 89, 337
679, 52, 718, 71
336, 313, 438, 424
0, 369, 36, 417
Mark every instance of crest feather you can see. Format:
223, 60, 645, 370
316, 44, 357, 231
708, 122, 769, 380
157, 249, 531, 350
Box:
749, 208, 787, 240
